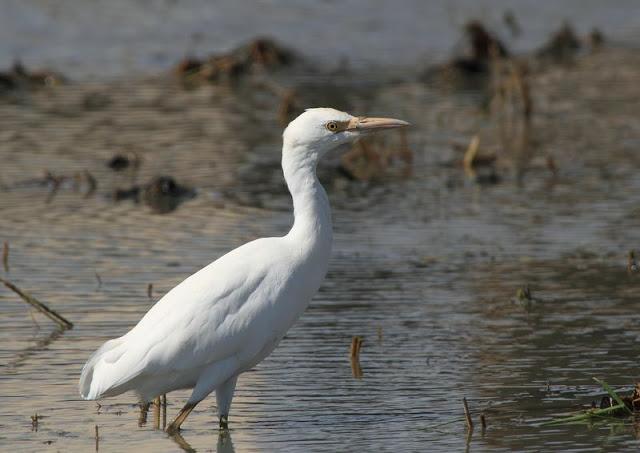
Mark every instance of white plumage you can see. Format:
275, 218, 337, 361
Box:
79, 108, 409, 432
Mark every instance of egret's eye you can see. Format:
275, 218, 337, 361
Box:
326, 121, 338, 132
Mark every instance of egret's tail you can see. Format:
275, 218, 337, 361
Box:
79, 338, 126, 400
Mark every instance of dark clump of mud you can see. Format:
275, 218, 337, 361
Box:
107, 152, 141, 173
114, 176, 196, 214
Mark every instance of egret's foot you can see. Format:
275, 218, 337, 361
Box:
219, 415, 229, 430
166, 402, 197, 434
166, 422, 181, 435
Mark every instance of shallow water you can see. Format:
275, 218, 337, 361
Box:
2, 11, 640, 453
2, 0, 640, 78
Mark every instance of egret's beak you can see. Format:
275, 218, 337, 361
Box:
347, 116, 410, 132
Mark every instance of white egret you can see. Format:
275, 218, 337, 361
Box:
79, 108, 409, 432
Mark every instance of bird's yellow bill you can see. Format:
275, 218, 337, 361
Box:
348, 116, 410, 131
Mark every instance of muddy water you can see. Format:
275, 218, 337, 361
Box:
2, 45, 640, 453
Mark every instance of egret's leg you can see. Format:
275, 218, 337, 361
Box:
166, 401, 198, 434
167, 358, 236, 433
138, 401, 151, 426
216, 375, 238, 429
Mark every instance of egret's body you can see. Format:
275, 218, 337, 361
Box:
79, 108, 408, 432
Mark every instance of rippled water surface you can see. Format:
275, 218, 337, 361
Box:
2, 3, 640, 453
2, 0, 640, 77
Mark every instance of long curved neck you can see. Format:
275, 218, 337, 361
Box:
282, 145, 332, 252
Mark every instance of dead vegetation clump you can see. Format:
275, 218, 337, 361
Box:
536, 22, 582, 62
452, 54, 534, 186
174, 37, 299, 85
0, 61, 65, 94
489, 56, 534, 183
544, 378, 640, 426
425, 20, 509, 88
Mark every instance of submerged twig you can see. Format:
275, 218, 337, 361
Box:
0, 278, 73, 329
7, 326, 64, 368
463, 397, 474, 431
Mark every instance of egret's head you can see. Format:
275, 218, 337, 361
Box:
283, 108, 409, 158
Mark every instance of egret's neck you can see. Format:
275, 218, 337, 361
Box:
282, 145, 332, 251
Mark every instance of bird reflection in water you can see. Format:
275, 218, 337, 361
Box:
138, 401, 234, 453
167, 428, 235, 453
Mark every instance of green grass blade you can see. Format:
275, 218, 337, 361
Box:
593, 377, 632, 415
541, 403, 627, 426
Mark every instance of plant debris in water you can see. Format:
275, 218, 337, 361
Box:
174, 37, 301, 85
512, 285, 541, 308
0, 277, 73, 329
0, 61, 64, 94
628, 250, 638, 274
424, 20, 509, 87
543, 378, 639, 426
536, 22, 582, 62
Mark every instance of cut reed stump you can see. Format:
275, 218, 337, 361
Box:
2, 241, 8, 273
350, 336, 364, 379
628, 250, 638, 274
0, 278, 73, 329
350, 336, 363, 359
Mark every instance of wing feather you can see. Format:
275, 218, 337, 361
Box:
81, 237, 286, 400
